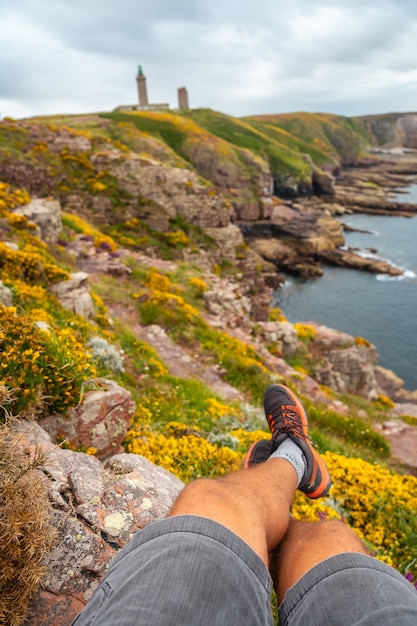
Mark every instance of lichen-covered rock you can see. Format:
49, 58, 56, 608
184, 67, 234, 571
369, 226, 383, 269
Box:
39, 379, 136, 459
14, 198, 62, 243
9, 420, 184, 626
49, 271, 94, 318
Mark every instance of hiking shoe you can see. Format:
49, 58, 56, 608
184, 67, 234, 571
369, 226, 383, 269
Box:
264, 384, 332, 499
242, 439, 271, 469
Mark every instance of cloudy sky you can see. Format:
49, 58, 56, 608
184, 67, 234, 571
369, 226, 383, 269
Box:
2, 0, 417, 120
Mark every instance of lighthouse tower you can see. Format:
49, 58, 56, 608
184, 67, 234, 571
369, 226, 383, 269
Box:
136, 65, 148, 107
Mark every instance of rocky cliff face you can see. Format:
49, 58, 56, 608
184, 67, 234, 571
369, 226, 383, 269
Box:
356, 112, 417, 148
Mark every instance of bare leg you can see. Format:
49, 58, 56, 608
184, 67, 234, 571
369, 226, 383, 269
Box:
271, 517, 369, 603
169, 458, 298, 568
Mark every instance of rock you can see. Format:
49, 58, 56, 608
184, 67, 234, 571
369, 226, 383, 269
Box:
256, 321, 298, 357
14, 198, 62, 243
98, 151, 232, 229
315, 344, 378, 399
0, 280, 13, 306
317, 248, 403, 276
375, 366, 405, 400
394, 403, 417, 418
9, 420, 184, 625
374, 418, 417, 468
204, 281, 251, 322
313, 169, 336, 195
39, 379, 136, 459
306, 323, 379, 398
203, 223, 244, 261
49, 271, 94, 318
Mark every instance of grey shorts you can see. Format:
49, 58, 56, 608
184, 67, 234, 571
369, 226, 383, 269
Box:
72, 515, 417, 626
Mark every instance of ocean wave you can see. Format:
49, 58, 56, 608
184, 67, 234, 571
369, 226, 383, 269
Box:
376, 270, 417, 282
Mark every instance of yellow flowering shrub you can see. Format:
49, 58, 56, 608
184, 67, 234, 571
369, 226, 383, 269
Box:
62, 213, 117, 251
11, 280, 46, 303
355, 336, 371, 347
0, 242, 69, 286
135, 287, 202, 328
124, 418, 417, 578
0, 182, 30, 214
294, 323, 317, 342
205, 397, 236, 418
188, 277, 207, 293
375, 394, 395, 409
7, 213, 37, 231
0, 306, 97, 415
268, 307, 287, 322
162, 231, 190, 247
292, 452, 417, 576
145, 270, 172, 292
125, 423, 241, 481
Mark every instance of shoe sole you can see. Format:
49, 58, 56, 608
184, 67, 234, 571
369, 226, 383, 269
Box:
242, 439, 270, 470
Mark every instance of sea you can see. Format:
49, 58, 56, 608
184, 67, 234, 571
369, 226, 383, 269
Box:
274, 184, 417, 391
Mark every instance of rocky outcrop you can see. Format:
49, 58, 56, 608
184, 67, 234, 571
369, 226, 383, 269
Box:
9, 420, 184, 626
39, 379, 136, 459
256, 321, 299, 357
306, 323, 379, 399
14, 198, 62, 243
93, 151, 232, 230
49, 271, 94, 318
65, 235, 132, 276
357, 113, 417, 149
241, 211, 344, 278
312, 169, 336, 195
316, 248, 403, 276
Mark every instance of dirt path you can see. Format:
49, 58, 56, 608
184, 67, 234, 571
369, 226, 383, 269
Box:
109, 303, 244, 403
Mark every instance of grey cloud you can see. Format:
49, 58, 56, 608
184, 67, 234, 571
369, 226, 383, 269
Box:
1, 0, 417, 119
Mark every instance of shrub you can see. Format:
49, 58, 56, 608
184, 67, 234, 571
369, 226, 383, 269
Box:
86, 336, 125, 374
0, 306, 97, 416
0, 242, 69, 286
0, 410, 56, 625
125, 422, 241, 481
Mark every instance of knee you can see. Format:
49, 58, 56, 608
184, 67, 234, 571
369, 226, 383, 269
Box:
302, 519, 368, 554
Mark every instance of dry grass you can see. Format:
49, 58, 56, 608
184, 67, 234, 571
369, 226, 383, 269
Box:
0, 387, 57, 625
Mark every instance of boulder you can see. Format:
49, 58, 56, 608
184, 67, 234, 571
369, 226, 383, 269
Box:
14, 198, 62, 243
0, 280, 13, 306
256, 321, 298, 357
39, 379, 136, 459
8, 420, 184, 626
49, 271, 94, 318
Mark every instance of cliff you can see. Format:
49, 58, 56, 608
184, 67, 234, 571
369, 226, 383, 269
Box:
0, 110, 417, 623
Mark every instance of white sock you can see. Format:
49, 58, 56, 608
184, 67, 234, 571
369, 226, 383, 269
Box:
268, 438, 306, 486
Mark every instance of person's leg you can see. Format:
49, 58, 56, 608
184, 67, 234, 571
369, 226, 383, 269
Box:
274, 518, 417, 626
168, 457, 297, 567
270, 517, 368, 602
